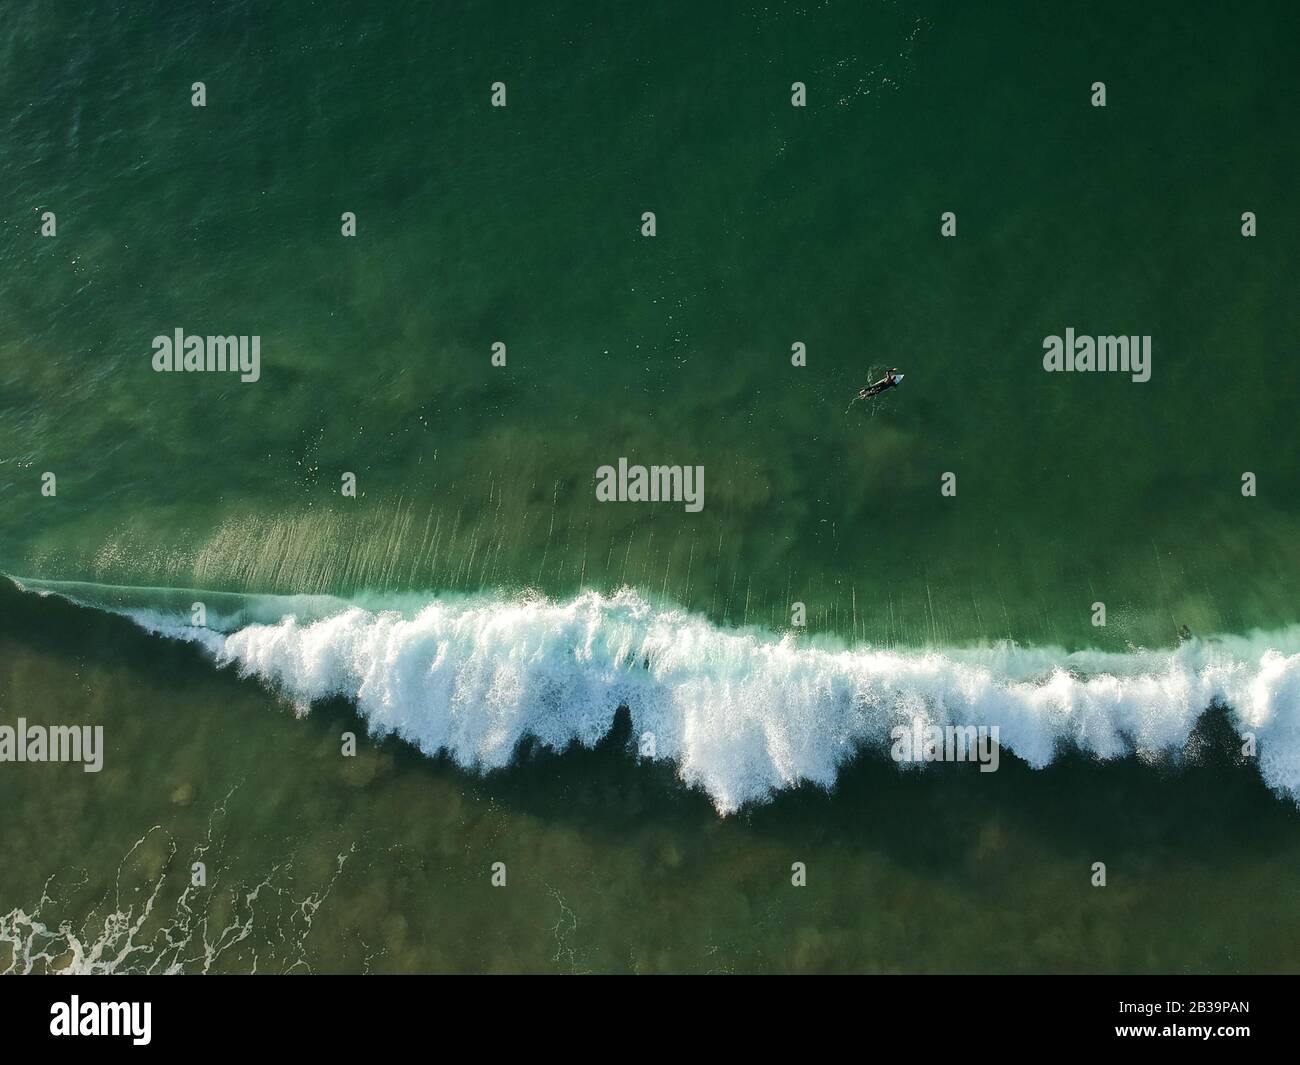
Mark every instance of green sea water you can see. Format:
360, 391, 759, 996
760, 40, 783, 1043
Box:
3, 0, 1300, 973
4, 583, 1300, 974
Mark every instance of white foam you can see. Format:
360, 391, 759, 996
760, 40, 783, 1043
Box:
102, 587, 1300, 814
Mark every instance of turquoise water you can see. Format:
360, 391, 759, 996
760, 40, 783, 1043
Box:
2, 0, 1300, 972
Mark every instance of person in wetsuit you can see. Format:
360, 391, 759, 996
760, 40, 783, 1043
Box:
858, 368, 902, 400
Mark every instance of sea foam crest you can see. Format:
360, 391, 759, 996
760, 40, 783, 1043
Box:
112, 587, 1300, 814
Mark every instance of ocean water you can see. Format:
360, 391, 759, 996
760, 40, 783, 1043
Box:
2, 0, 1299, 973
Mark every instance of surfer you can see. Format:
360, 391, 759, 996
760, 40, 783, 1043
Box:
846, 368, 904, 412
858, 368, 903, 400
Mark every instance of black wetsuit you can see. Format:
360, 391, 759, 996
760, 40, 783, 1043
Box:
860, 374, 899, 399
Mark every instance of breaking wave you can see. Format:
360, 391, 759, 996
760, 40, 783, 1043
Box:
12, 578, 1300, 813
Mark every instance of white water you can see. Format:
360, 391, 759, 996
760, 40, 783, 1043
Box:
15, 580, 1300, 813
0, 810, 354, 975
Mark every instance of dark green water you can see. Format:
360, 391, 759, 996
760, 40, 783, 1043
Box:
5, 0, 1298, 646
2, 0, 1299, 973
